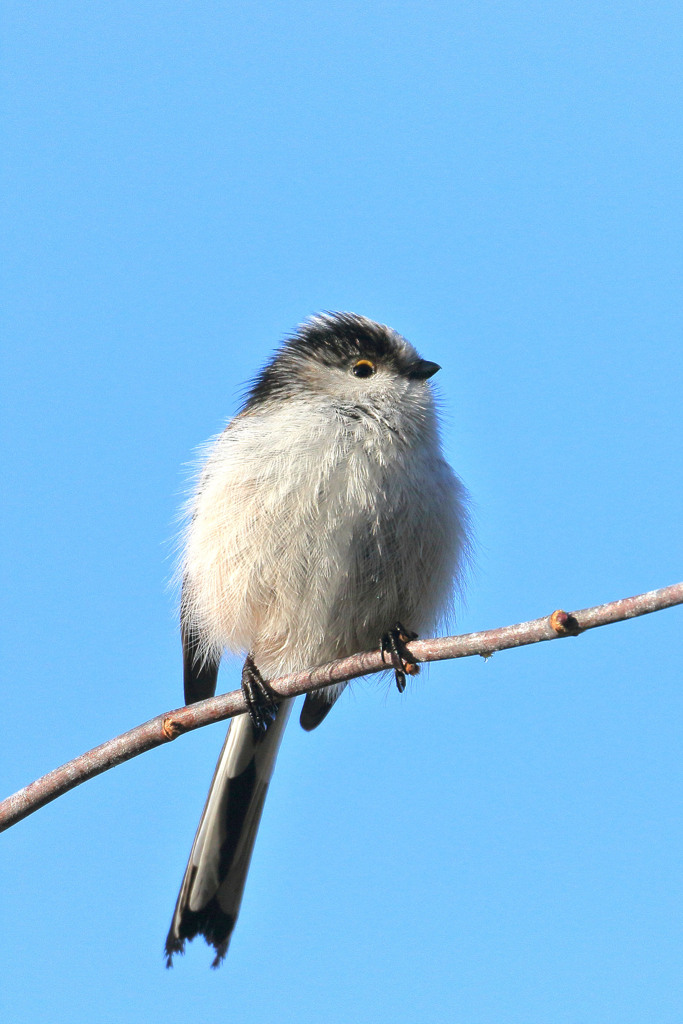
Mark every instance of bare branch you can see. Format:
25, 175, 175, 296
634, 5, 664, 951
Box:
2, 582, 681, 833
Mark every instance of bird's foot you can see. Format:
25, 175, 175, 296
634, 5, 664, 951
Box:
241, 655, 279, 733
380, 622, 420, 693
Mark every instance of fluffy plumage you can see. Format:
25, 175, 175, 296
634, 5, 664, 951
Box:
165, 312, 470, 966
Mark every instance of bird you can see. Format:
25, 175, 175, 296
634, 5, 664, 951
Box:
164, 312, 471, 967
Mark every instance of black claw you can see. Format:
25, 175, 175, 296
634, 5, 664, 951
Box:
241, 655, 279, 734
379, 622, 420, 693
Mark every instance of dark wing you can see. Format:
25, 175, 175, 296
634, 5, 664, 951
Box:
181, 584, 220, 704
299, 684, 346, 731
182, 621, 219, 704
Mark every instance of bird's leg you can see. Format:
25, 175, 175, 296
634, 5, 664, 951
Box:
380, 622, 420, 693
241, 654, 279, 734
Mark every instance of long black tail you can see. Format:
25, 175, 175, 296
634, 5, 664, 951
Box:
165, 700, 293, 967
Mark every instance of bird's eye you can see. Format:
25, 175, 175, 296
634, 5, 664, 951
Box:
352, 359, 376, 379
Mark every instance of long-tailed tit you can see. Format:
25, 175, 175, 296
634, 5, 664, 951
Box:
165, 312, 471, 967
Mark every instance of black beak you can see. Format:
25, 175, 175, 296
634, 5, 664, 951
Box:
407, 358, 441, 381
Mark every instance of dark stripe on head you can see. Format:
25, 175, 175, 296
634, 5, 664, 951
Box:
242, 312, 414, 410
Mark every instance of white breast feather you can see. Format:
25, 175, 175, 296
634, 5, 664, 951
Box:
181, 390, 469, 680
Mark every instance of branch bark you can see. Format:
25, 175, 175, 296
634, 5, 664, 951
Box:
2, 581, 681, 833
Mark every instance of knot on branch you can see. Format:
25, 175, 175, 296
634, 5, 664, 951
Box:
162, 717, 185, 740
549, 609, 581, 636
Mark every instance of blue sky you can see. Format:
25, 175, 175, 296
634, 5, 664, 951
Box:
2, 3, 682, 1022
